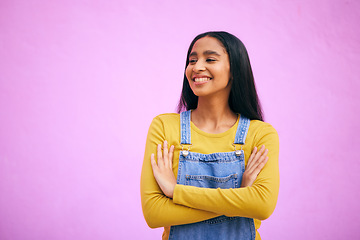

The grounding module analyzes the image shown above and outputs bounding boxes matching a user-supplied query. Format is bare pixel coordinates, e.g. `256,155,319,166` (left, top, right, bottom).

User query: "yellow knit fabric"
141,113,279,240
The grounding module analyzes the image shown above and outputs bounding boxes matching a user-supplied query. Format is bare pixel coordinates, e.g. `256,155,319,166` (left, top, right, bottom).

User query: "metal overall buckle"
180,144,192,157
232,143,244,156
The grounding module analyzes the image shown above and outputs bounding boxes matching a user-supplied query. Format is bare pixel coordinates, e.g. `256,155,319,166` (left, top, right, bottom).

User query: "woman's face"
185,36,231,99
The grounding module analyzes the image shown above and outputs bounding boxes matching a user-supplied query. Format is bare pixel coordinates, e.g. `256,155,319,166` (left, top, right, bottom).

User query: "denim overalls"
168,110,255,240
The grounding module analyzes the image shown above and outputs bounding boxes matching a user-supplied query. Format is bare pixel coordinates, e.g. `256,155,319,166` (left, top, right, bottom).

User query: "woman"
140,31,279,240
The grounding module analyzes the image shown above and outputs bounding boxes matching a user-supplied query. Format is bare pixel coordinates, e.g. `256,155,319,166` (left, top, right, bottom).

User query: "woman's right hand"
240,145,269,187
150,140,177,198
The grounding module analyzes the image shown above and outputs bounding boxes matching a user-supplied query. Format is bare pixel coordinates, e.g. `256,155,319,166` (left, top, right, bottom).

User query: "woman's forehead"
190,36,227,55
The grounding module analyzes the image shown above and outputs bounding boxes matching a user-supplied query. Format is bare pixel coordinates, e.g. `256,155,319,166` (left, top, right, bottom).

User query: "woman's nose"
193,60,206,72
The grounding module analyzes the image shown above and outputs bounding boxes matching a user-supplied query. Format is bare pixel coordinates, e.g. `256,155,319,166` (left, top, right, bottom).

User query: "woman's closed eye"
206,58,217,63
189,58,217,64
189,59,197,64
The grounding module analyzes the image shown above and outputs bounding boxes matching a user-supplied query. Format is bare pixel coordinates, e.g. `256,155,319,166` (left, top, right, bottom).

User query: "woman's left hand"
151,140,177,198
241,145,269,187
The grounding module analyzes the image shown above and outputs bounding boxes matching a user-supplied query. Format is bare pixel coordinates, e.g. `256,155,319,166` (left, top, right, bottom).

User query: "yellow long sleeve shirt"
140,113,279,240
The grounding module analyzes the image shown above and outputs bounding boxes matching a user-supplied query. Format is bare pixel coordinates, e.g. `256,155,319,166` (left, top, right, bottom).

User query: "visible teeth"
194,78,210,82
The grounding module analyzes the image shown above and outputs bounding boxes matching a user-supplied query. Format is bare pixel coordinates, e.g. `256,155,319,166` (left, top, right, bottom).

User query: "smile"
193,77,211,85
194,77,211,82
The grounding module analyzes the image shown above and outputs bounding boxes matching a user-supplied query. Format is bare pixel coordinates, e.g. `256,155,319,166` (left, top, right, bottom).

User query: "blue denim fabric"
169,110,255,240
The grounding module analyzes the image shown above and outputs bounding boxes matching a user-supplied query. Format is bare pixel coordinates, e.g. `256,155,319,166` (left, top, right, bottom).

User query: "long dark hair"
177,31,264,121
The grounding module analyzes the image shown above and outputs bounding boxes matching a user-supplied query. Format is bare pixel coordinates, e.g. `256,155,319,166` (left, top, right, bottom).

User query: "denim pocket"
185,174,238,189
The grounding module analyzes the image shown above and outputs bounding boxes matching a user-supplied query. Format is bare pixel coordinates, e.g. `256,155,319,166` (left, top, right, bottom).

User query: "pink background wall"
1,0,359,239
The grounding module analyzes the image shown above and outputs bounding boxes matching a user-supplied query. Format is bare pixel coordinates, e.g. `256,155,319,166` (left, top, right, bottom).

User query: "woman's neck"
191,96,238,134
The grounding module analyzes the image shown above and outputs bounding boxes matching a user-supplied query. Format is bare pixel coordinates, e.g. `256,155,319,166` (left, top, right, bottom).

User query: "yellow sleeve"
172,124,280,220
140,116,219,228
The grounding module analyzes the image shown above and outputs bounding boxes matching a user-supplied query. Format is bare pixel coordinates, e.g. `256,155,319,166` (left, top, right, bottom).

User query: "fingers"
246,146,257,169
168,145,174,169
150,153,158,172
247,146,264,170
157,143,163,167
254,145,266,160
246,145,268,174
251,156,269,176
163,140,169,168
154,141,174,170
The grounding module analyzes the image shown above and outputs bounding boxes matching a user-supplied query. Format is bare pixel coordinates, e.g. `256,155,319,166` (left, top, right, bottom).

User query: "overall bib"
169,110,255,240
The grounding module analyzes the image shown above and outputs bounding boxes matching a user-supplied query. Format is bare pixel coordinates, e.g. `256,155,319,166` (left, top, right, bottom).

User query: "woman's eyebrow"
189,50,221,57
189,52,197,57
203,50,221,56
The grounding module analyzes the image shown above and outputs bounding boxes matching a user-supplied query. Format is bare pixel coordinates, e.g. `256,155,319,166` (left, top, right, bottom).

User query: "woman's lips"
193,77,211,85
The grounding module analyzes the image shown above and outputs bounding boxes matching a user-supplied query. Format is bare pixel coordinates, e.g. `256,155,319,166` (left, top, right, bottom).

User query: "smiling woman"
186,37,231,99
140,31,279,240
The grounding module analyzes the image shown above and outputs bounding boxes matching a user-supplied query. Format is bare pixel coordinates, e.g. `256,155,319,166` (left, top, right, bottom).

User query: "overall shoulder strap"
234,115,250,145
180,110,191,145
